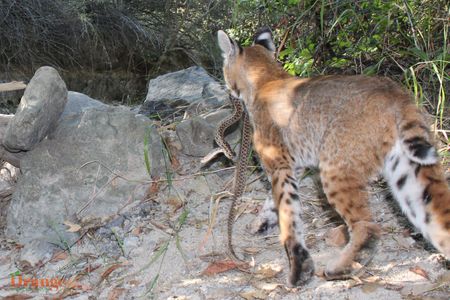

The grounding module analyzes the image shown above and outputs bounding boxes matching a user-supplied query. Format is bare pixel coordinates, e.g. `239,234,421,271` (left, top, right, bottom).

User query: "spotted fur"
217,28,450,287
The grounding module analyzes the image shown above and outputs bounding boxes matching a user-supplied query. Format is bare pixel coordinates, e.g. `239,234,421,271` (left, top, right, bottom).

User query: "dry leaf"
201,259,241,276
65,279,82,290
127,279,141,286
51,251,68,262
131,227,143,236
167,196,183,212
325,225,348,247
144,177,161,201
3,295,33,300
162,136,181,169
383,283,404,291
62,274,84,290
84,263,102,273
80,284,93,291
16,260,33,273
169,152,180,170
64,220,81,233
78,216,107,231
315,267,326,278
149,179,160,195
256,282,281,292
198,252,223,263
108,287,126,300
361,282,379,293
149,220,170,231
240,289,267,300
100,264,124,283
243,247,260,255
409,266,430,280
401,271,450,296
255,264,282,279
56,289,81,299
363,275,381,283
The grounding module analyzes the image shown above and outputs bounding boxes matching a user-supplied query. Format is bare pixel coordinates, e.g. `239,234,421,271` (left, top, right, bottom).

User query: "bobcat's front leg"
255,133,314,287
270,167,314,287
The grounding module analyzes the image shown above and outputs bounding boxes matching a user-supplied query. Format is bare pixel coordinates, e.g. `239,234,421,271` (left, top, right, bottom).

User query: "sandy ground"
0,162,449,299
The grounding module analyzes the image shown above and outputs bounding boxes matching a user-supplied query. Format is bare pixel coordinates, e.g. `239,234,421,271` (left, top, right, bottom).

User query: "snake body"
214,96,245,159
214,95,252,261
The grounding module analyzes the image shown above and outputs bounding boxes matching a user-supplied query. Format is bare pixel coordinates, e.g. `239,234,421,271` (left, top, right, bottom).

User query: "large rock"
139,66,227,117
62,91,107,117
3,67,68,151
6,106,166,260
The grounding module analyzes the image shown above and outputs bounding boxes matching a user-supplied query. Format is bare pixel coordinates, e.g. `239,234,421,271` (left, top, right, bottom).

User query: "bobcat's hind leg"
320,167,381,279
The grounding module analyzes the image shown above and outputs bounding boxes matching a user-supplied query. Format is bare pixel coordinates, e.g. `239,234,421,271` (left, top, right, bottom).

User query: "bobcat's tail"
383,105,450,257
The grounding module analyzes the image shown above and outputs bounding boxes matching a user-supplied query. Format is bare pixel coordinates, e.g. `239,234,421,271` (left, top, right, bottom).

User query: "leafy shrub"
229,0,449,129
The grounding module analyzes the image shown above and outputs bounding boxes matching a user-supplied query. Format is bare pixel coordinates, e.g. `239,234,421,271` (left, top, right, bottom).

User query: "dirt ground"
0,162,449,299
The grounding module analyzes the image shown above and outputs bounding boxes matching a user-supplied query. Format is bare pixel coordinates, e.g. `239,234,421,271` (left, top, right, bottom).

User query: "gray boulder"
176,109,241,157
62,91,107,117
139,66,227,117
3,66,68,151
6,106,166,260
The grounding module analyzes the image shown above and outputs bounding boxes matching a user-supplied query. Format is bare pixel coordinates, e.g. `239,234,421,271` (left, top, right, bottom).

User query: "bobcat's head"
217,28,278,103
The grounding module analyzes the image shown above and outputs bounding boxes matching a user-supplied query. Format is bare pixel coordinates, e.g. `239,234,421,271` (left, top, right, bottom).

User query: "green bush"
229,0,449,130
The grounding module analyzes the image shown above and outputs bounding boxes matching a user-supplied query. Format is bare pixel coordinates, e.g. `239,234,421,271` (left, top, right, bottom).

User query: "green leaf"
146,274,159,296
176,208,189,229
408,47,429,61
320,0,325,35
363,64,378,75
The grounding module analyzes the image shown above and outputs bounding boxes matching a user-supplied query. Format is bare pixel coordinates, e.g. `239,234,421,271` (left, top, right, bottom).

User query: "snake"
214,95,252,261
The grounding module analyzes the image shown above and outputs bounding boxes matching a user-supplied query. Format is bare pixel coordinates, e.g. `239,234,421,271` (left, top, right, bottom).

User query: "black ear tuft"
253,26,275,52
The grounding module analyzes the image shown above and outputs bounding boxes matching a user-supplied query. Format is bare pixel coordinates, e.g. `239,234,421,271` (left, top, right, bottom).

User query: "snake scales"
214,95,252,261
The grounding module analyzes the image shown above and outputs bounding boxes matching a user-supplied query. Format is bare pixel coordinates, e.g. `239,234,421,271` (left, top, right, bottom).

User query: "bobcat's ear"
253,27,275,52
218,30,241,61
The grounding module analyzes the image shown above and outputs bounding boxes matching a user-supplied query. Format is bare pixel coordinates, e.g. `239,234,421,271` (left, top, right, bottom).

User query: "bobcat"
217,27,450,287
